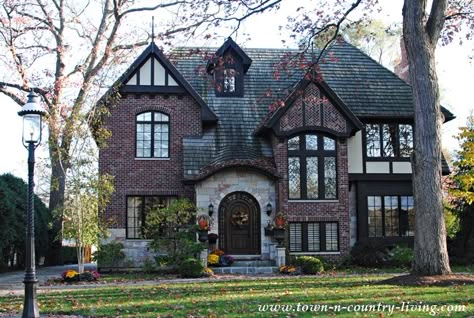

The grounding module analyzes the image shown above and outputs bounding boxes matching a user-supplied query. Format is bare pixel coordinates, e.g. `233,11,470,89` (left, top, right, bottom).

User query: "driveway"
0,263,97,291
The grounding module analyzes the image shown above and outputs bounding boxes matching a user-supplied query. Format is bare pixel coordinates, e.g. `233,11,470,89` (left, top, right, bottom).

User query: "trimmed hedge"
178,258,204,278
294,256,324,274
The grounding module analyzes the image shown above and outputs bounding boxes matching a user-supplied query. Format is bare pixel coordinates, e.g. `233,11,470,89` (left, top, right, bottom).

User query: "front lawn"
1,275,472,317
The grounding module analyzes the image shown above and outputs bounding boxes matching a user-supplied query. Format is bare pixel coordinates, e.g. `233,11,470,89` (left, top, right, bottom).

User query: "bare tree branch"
427,0,448,44
119,1,188,18
0,87,24,106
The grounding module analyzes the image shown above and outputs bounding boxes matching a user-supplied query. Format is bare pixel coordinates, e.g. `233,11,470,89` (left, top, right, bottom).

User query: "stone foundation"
102,229,153,268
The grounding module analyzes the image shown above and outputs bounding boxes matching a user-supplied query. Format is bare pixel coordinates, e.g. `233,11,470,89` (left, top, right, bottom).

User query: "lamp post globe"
18,90,46,318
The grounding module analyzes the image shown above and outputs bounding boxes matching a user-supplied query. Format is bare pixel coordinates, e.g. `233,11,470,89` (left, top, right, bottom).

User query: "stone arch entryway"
218,192,261,255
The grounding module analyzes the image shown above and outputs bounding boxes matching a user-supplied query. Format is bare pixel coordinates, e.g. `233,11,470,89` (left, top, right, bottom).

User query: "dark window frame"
367,195,415,238
126,195,175,239
135,111,170,158
213,53,244,97
289,222,340,252
365,123,414,160
288,133,337,200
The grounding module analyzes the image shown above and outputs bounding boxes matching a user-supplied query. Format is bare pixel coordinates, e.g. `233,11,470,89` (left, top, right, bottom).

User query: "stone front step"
210,266,278,274
232,260,276,267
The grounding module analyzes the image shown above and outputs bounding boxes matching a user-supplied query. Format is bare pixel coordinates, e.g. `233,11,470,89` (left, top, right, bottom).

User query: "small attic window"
224,69,236,93
207,38,251,98
214,64,243,97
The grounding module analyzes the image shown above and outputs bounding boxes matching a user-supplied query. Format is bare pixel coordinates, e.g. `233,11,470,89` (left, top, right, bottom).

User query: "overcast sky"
0,0,472,181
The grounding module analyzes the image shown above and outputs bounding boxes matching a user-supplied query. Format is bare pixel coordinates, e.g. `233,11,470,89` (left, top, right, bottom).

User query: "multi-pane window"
289,222,339,252
223,69,236,93
136,112,169,158
288,134,337,200
366,124,413,158
367,195,414,237
127,196,174,239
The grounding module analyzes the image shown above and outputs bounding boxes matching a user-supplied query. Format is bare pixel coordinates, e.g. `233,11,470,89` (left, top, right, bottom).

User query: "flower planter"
197,230,208,242
208,234,218,244
198,219,208,230
273,228,285,246
275,217,285,228
273,228,285,239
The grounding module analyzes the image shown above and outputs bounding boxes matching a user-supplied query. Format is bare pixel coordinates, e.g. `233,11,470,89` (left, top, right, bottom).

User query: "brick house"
98,38,453,266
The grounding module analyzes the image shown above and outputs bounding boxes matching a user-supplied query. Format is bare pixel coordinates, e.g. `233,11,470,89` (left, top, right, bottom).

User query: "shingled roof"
171,39,453,179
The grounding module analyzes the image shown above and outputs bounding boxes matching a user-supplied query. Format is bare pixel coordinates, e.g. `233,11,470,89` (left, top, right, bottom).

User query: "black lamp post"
18,91,46,318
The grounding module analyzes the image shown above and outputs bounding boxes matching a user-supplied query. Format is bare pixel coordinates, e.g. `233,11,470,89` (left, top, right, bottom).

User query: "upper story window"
288,134,337,200
223,69,236,93
213,55,244,97
136,111,169,158
366,124,413,158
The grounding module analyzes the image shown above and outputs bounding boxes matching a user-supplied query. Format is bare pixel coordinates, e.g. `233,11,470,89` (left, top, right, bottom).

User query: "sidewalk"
0,263,97,292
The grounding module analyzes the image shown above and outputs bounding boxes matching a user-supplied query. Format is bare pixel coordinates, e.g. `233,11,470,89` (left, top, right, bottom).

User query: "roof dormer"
206,38,252,97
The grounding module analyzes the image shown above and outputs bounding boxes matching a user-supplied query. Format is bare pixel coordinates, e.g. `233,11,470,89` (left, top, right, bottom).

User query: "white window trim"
288,200,339,203
135,158,170,161
290,252,341,256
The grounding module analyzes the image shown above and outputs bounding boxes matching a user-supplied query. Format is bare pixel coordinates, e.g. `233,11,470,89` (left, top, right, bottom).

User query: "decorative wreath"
231,209,249,226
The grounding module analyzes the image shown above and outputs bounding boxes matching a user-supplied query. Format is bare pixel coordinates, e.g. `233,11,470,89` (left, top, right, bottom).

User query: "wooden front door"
219,192,261,255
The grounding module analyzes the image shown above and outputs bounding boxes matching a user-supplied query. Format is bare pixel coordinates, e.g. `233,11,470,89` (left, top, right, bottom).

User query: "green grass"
99,272,175,283
83,265,474,283
2,275,472,317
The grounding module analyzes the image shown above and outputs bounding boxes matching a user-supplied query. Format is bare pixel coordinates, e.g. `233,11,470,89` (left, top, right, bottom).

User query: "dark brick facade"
273,83,352,257
99,94,202,228
280,84,347,135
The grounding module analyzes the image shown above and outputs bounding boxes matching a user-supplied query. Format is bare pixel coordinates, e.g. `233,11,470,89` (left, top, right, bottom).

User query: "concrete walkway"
0,263,97,291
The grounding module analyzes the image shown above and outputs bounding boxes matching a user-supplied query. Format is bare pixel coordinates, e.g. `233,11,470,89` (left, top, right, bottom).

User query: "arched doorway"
218,192,261,255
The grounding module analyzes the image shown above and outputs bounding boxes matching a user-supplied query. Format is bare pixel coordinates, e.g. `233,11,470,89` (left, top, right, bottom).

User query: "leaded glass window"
136,111,169,158
366,123,413,158
287,134,337,200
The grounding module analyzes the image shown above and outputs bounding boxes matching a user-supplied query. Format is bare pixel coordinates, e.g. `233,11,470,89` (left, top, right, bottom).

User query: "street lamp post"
18,91,46,318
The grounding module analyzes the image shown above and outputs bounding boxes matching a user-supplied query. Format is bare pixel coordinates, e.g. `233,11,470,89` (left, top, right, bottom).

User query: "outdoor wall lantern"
208,203,214,217
266,202,273,216
18,90,46,318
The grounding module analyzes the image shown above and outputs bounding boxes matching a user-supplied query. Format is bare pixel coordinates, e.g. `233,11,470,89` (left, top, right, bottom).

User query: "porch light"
266,202,272,216
208,203,214,217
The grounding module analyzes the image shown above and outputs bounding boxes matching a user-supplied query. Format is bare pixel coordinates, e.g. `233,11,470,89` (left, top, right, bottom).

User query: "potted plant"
196,214,212,242
274,213,286,229
272,213,287,246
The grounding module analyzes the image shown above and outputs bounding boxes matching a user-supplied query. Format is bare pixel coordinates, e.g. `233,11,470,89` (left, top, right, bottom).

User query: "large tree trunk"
45,153,67,265
403,0,451,275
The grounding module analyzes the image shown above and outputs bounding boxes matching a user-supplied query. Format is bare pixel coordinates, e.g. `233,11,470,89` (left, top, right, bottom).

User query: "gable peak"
206,37,252,74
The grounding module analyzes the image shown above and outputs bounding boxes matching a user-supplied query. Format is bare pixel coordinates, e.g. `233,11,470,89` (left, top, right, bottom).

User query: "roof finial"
151,16,155,46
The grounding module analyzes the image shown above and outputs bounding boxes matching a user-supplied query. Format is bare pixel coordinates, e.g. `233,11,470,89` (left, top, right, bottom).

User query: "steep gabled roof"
256,75,363,136
319,39,454,122
206,37,253,74
169,39,455,179
101,42,217,123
